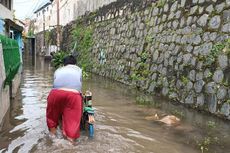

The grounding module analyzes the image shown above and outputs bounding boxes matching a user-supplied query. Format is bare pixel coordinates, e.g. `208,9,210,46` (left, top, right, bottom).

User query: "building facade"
0,0,22,128
0,0,13,20
34,0,117,34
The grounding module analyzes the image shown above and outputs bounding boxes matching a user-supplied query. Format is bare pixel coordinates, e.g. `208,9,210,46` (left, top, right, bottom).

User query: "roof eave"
34,2,51,14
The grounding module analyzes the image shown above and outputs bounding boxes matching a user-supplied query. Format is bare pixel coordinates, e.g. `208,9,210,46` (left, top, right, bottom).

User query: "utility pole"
56,0,60,51
43,9,46,52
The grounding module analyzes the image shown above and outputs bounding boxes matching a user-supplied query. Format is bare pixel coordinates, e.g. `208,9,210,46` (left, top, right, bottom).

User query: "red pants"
46,89,82,139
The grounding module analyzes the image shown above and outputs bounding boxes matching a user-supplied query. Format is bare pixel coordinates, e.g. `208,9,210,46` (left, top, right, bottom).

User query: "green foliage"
130,51,150,82
145,35,153,43
136,96,151,105
157,0,166,8
140,52,149,62
28,30,34,37
224,38,230,57
226,99,230,104
198,137,211,153
72,25,94,72
207,71,213,78
51,51,69,69
181,76,189,85
206,121,216,129
45,31,51,45
203,39,230,67
131,73,143,81
223,79,229,86
204,43,225,66
1,35,21,86
197,135,220,153
27,21,35,37
195,120,219,153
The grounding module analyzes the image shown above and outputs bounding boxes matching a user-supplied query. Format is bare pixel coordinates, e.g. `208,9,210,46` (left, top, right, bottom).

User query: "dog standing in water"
145,114,180,126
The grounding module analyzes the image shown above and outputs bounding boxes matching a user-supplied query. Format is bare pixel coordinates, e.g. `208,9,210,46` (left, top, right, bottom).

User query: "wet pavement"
0,56,230,153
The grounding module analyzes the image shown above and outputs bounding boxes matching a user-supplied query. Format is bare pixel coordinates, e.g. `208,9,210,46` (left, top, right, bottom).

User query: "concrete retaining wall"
0,41,10,127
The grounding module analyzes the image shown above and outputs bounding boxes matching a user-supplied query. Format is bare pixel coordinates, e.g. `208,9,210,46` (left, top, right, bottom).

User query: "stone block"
186,81,194,91
189,70,196,82
194,80,205,93
197,94,205,106
221,103,230,116
197,14,209,27
207,94,217,113
185,92,194,104
222,23,230,33
190,6,198,14
170,1,178,12
209,16,221,29
223,10,230,23
227,0,230,6
217,86,227,100
181,0,186,7
215,3,225,13
206,5,214,13
162,87,169,96
205,82,217,94
212,70,224,83
218,55,228,70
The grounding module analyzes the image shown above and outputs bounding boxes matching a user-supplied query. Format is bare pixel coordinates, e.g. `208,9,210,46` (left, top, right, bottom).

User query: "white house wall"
0,4,13,20
34,0,117,34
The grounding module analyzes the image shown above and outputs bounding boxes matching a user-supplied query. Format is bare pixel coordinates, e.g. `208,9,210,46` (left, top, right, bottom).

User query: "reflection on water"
0,56,230,153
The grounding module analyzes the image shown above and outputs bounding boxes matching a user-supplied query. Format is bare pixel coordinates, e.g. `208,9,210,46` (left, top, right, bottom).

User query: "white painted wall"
0,41,10,127
73,0,117,19
34,0,117,33
0,4,13,20
34,5,53,34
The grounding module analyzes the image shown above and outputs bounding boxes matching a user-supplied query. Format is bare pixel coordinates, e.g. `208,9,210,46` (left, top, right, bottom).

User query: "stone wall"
62,0,230,119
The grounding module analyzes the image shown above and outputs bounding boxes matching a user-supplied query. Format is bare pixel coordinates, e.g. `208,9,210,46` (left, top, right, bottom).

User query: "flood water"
0,56,230,153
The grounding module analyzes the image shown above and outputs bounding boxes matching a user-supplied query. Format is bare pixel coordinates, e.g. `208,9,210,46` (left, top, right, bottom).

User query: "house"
0,0,23,128
33,0,117,55
34,0,117,34
34,1,52,34
0,0,13,35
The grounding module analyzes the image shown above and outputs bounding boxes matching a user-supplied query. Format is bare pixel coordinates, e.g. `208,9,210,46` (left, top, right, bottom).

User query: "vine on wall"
72,25,94,72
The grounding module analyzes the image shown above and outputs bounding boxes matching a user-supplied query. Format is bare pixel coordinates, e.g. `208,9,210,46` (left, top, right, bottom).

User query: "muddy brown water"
0,57,230,153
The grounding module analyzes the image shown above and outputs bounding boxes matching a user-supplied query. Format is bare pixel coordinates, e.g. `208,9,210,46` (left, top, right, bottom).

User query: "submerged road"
0,57,230,153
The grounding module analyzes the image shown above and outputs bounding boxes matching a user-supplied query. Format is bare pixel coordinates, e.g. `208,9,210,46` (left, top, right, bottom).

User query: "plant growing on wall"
204,39,230,67
45,31,52,46
156,0,166,8
131,51,150,87
27,20,35,37
72,25,94,72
